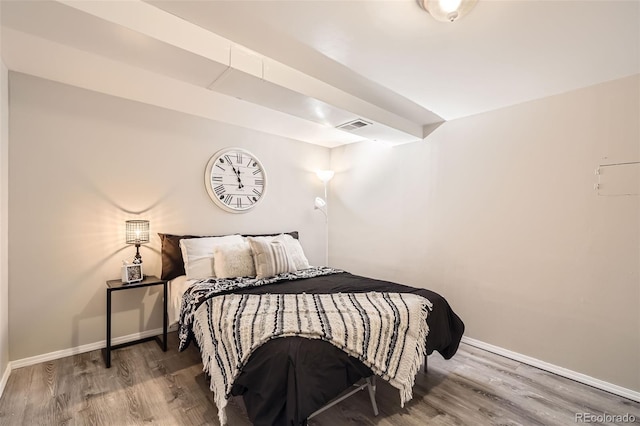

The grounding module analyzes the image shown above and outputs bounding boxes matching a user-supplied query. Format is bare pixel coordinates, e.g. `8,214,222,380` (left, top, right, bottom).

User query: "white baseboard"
0,362,10,399
461,336,640,403
10,325,178,370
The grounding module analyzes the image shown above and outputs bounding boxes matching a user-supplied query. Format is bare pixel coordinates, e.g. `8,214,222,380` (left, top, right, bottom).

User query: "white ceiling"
2,0,639,147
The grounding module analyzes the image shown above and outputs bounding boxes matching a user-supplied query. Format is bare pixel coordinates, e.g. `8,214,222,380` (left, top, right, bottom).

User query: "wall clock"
204,148,267,213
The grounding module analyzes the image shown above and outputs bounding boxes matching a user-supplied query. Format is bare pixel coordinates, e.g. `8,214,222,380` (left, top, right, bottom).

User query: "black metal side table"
103,275,168,368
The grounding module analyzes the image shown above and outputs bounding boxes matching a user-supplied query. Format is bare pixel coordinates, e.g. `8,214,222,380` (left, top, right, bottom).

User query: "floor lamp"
314,170,334,266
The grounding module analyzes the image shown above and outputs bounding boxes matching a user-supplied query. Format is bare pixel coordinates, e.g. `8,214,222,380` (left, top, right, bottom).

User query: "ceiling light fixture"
418,0,478,23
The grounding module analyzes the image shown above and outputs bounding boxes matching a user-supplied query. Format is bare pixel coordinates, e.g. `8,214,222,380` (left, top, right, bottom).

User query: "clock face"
204,148,266,213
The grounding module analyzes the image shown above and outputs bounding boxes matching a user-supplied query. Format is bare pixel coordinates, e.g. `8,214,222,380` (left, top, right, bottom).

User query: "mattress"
168,275,195,326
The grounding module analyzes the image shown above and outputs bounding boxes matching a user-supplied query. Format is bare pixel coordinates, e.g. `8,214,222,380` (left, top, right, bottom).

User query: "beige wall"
0,62,8,379
8,73,330,361
330,75,640,392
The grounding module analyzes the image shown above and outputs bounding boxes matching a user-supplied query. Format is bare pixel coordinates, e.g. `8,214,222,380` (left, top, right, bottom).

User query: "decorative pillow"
247,237,297,279
158,233,199,280
213,242,256,278
159,231,300,281
274,234,310,270
179,235,245,280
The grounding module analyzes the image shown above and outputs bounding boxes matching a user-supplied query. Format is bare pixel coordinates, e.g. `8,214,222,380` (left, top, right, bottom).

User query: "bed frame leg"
366,376,379,416
308,376,379,420
423,354,428,374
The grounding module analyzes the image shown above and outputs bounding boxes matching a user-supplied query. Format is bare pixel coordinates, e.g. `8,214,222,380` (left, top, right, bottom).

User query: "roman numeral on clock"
252,169,262,175
223,194,233,205
254,179,264,186
212,176,223,183
214,184,225,196
252,188,262,196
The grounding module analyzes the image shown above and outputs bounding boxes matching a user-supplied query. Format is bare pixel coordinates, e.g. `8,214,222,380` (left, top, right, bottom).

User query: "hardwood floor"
0,333,638,425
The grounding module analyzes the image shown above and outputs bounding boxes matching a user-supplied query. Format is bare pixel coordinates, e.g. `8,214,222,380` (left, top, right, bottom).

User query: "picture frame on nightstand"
121,263,143,283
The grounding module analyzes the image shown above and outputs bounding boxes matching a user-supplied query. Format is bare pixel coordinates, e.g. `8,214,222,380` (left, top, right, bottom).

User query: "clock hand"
230,165,244,189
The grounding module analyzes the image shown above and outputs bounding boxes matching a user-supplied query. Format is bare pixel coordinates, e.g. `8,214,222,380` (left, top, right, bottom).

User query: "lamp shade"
419,0,477,22
316,170,335,183
125,220,150,244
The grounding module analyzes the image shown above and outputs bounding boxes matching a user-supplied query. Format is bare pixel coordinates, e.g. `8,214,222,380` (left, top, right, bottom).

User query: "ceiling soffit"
1,0,445,147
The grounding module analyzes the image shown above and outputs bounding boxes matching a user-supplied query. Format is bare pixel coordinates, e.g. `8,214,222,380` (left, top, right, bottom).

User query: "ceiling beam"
2,28,362,148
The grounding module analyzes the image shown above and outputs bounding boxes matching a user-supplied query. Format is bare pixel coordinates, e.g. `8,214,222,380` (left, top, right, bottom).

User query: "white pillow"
274,234,310,270
179,235,244,279
213,242,256,278
247,237,297,279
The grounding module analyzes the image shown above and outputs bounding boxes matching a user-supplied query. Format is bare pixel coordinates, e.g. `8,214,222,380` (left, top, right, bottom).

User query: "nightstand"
103,275,168,368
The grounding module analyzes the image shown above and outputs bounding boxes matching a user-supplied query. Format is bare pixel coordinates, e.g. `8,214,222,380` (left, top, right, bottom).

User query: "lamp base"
133,244,142,264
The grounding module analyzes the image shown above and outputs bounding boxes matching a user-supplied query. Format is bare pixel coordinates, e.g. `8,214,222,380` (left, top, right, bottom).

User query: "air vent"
336,119,372,132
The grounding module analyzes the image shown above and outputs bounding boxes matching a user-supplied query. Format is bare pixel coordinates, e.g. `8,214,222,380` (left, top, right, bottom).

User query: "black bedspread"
219,272,465,425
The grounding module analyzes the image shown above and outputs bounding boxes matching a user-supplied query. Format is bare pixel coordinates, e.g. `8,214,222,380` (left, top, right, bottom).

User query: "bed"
161,232,464,426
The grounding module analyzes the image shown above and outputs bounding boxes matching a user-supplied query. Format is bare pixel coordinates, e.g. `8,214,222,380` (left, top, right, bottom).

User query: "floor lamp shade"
316,170,335,183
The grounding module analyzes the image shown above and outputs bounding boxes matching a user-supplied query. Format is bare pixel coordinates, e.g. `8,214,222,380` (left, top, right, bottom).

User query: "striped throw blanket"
191,292,432,425
179,266,344,351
